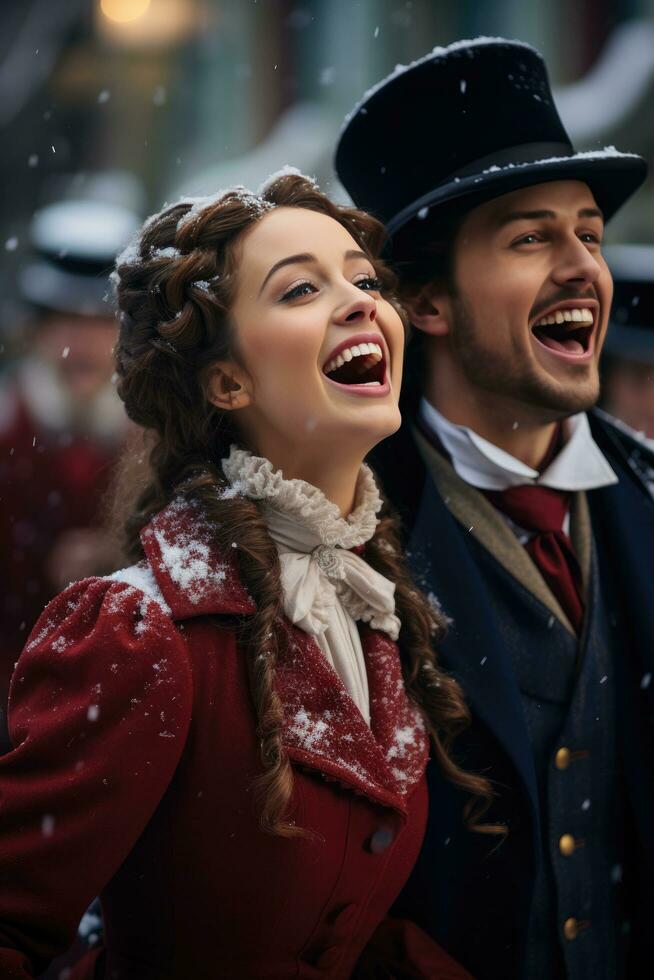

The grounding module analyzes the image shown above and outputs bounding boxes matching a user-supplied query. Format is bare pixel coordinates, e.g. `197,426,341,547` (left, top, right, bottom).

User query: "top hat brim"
19,260,114,318
387,149,647,254
336,38,649,254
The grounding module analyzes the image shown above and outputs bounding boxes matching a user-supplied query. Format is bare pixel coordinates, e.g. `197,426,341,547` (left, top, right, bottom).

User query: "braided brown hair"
112,173,502,837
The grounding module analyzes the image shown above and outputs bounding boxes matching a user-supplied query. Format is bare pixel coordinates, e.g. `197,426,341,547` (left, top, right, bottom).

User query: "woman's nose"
333,292,377,326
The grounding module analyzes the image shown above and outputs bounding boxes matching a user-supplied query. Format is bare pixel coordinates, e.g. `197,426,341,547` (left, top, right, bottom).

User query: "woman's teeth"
534,307,594,327
324,342,383,375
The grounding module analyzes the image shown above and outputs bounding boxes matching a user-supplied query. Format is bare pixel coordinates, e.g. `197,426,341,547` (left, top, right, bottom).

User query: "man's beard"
448,294,600,419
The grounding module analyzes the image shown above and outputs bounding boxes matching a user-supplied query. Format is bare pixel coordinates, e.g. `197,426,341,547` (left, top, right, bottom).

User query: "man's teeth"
534,307,594,327
324,342,383,375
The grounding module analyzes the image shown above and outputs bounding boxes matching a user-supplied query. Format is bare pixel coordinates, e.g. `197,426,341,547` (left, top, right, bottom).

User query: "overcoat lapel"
413,427,575,635
569,490,592,601
408,473,540,823
586,418,654,871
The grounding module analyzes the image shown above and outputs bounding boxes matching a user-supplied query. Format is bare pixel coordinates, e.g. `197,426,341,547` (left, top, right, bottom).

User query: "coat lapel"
569,490,592,601
141,498,256,618
276,619,429,816
408,471,540,821
414,427,575,635
586,413,654,936
585,420,654,853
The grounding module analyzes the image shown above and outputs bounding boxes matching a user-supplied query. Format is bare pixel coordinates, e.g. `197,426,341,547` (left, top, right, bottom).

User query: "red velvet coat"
0,499,471,980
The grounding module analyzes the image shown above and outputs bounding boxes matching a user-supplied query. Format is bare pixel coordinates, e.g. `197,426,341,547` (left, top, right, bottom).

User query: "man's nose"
551,237,603,288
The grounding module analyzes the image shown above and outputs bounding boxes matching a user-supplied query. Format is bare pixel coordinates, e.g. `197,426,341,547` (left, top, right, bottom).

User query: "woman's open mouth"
531,306,596,360
322,333,390,396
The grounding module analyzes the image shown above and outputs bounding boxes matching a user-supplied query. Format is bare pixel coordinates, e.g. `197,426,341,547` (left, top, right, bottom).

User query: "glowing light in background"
100,0,152,23
96,0,195,48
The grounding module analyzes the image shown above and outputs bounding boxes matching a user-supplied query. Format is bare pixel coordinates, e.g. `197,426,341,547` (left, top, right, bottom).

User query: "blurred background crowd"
1,0,654,751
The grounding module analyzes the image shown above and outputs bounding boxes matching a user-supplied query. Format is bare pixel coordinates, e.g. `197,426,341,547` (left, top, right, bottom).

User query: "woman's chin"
331,403,402,448
274,403,401,457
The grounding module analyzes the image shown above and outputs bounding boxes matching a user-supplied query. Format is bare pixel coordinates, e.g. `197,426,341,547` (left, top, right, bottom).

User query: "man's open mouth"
322,339,387,387
531,306,595,356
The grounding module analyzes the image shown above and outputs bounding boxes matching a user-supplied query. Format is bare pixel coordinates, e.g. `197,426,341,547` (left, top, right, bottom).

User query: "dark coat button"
316,945,341,969
331,902,359,935
368,827,395,853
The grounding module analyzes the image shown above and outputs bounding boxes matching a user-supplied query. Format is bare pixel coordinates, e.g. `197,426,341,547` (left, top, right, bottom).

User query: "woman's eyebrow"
259,253,316,295
258,249,371,295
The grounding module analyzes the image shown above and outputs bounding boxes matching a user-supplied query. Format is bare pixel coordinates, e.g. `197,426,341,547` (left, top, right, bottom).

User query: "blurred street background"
2,0,654,740
3,0,654,336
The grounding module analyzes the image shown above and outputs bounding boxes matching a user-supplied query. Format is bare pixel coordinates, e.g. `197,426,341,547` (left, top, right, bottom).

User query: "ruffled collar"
221,446,399,723
221,446,382,549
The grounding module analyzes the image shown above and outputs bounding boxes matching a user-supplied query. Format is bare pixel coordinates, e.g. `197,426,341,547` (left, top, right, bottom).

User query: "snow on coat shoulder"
17,494,253,692
109,560,172,627
23,568,175,661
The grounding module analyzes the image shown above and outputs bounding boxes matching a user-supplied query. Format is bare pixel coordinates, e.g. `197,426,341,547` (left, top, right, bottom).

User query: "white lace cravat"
221,448,401,725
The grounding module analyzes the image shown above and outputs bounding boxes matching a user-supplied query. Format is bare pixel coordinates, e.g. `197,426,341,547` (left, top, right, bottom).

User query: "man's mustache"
529,289,599,323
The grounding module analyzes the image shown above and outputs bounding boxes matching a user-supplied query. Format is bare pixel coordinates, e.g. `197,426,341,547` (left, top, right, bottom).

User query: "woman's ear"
205,361,253,411
406,283,452,337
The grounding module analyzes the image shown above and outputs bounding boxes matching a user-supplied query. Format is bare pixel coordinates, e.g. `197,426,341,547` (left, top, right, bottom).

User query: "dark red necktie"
485,485,584,633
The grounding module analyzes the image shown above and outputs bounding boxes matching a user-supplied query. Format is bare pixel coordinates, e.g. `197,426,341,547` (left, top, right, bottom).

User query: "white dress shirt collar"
419,398,618,492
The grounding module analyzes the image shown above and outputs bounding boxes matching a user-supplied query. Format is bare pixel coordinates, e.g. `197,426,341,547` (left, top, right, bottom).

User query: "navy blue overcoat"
371,409,654,980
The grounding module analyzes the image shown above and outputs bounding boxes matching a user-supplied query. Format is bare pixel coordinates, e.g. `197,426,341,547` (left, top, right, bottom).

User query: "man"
336,38,654,980
0,195,139,752
601,244,654,443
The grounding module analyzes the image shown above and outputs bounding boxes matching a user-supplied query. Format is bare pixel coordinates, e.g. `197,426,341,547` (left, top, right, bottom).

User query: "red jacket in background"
0,380,120,746
0,498,471,979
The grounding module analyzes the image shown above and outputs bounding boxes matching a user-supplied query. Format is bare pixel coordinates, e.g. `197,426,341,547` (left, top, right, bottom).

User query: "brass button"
563,917,579,941
559,834,576,857
555,747,571,770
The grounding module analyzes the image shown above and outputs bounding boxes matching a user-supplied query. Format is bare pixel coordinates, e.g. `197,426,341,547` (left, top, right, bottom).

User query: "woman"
0,174,492,979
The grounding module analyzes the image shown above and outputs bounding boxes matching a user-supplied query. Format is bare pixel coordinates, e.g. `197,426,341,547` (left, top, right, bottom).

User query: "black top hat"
604,245,654,363
335,38,647,252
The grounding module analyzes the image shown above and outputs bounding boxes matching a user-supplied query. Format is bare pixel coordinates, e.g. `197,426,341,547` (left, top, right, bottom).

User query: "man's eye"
579,232,601,244
280,281,317,301
514,233,542,246
355,275,383,291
